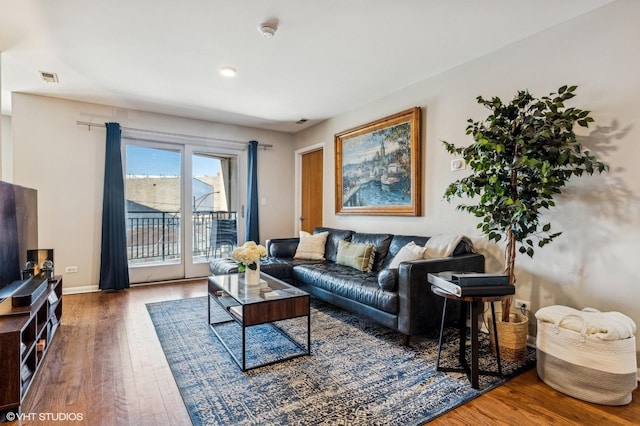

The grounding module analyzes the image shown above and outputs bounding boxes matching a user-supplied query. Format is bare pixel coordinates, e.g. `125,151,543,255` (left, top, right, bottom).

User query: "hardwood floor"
11,279,639,425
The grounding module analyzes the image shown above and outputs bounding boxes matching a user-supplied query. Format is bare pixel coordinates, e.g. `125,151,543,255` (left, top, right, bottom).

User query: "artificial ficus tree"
443,85,608,322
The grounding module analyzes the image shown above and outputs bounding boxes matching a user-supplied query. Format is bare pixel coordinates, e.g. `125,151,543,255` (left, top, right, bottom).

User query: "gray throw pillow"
378,268,398,291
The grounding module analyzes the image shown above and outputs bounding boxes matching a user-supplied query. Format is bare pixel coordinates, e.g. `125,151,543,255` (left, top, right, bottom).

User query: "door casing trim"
294,142,324,235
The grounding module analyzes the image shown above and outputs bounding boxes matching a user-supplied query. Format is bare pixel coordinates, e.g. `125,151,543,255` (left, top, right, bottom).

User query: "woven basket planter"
488,312,528,361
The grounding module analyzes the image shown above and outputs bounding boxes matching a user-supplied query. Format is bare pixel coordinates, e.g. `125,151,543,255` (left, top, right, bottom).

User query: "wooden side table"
431,285,509,389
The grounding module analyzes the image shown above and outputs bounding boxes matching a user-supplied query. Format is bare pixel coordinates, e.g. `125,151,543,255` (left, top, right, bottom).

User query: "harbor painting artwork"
335,107,422,216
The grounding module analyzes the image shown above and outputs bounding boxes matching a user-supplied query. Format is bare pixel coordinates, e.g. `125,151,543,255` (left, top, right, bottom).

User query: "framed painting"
335,107,422,216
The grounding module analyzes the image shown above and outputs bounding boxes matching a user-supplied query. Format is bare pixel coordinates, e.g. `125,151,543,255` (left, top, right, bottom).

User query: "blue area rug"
147,297,535,425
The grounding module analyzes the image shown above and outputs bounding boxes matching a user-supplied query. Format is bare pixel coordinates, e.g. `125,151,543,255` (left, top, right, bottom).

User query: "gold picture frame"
335,107,422,216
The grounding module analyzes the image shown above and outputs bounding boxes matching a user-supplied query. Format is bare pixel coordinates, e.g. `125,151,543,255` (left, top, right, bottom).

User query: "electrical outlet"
514,299,530,311
65,266,78,273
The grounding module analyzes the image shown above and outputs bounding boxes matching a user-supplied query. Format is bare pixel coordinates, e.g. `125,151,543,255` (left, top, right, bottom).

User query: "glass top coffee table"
207,272,311,371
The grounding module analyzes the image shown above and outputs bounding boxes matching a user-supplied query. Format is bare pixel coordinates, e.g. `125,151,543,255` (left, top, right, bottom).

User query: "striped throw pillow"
336,239,374,272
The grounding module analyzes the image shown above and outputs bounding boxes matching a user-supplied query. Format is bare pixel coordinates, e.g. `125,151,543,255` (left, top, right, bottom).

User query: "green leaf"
442,85,607,265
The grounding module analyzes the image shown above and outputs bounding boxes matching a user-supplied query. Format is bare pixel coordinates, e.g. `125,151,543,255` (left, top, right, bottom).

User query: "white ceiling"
0,0,613,133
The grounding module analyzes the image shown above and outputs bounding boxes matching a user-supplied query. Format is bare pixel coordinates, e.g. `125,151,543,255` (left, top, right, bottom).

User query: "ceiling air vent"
296,118,308,125
39,71,59,83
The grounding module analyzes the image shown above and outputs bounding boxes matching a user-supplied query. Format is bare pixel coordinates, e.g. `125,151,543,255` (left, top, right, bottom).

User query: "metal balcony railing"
126,210,237,264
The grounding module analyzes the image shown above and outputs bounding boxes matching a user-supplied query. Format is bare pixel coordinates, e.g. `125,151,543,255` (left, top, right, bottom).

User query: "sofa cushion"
388,241,427,269
292,263,398,314
313,227,354,262
377,268,398,291
209,257,239,275
381,234,473,269
209,256,322,282
267,238,299,258
350,233,393,272
336,240,374,272
383,235,428,269
294,231,328,260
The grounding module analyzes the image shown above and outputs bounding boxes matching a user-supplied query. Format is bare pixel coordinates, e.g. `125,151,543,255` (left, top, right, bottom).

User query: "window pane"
192,153,236,261
125,145,182,265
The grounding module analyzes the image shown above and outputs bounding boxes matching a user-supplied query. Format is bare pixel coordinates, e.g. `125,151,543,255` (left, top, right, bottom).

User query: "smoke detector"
259,22,278,37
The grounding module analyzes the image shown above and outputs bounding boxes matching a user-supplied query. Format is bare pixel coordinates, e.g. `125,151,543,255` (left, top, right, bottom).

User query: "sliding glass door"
124,140,239,283
186,149,238,278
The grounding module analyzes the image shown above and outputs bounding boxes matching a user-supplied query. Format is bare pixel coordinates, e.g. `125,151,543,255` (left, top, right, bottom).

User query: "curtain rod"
75,121,273,149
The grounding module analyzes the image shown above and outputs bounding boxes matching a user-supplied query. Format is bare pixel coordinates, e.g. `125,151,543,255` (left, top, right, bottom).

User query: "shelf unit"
0,276,62,420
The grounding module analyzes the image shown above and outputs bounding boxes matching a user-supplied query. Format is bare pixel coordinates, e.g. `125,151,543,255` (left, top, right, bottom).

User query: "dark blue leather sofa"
209,227,485,344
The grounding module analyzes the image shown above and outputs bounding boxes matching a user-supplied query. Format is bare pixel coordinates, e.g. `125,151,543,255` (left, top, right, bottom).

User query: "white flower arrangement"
231,241,267,272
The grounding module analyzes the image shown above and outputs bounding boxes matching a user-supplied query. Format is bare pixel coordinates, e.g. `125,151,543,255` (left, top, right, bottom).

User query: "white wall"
295,1,640,363
11,94,295,290
0,114,11,180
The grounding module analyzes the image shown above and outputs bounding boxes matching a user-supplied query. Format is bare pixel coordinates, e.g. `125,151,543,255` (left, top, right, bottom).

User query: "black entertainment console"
0,276,63,421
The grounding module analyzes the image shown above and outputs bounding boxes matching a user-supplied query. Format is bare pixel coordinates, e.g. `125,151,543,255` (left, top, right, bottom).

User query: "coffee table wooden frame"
208,273,311,371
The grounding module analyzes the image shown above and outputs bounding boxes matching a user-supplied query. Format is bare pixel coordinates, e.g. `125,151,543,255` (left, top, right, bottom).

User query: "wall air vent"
39,71,59,83
296,118,308,124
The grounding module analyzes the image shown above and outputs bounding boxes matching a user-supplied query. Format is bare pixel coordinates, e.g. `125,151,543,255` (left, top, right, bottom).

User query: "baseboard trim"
62,277,206,295
63,285,99,295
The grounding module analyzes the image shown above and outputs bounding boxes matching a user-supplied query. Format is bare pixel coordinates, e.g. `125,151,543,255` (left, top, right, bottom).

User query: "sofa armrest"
266,237,300,258
396,253,485,335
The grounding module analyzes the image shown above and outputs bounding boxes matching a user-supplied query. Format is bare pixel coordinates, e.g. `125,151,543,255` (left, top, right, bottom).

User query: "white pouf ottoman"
535,305,637,405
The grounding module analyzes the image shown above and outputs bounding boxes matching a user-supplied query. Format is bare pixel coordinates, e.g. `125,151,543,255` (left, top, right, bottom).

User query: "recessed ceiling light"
219,66,237,77
39,71,59,83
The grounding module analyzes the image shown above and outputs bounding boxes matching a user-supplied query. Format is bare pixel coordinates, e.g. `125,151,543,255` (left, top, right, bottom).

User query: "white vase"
244,261,260,286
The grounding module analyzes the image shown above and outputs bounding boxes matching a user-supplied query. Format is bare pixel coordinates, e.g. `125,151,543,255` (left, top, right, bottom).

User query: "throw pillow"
294,231,328,260
377,268,398,291
388,241,427,269
336,239,374,272
423,235,465,258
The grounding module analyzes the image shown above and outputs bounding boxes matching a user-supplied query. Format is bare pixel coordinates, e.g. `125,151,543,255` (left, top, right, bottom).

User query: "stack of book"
427,271,515,297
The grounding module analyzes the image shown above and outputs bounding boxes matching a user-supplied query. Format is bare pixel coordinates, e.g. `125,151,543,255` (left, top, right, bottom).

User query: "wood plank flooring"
11,279,639,425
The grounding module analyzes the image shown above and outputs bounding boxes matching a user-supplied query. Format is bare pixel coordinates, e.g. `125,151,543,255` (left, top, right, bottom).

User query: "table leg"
307,311,311,355
435,298,448,370
490,302,503,376
241,320,246,371
470,301,482,389
458,301,468,366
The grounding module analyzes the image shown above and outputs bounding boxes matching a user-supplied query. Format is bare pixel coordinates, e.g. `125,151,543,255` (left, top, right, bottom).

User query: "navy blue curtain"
99,122,130,290
245,140,260,242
